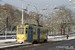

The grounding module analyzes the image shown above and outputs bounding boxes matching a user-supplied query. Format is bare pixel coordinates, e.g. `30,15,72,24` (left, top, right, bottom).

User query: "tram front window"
18,28,24,34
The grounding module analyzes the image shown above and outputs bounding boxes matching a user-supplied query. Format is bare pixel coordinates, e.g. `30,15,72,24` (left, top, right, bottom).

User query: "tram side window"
31,28,33,33
43,30,47,35
36,29,37,34
26,28,28,34
33,29,36,34
40,29,43,35
29,28,33,34
43,30,45,35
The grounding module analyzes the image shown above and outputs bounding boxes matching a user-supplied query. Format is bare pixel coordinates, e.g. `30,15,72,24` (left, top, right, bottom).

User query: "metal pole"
5,27,7,40
5,10,7,40
3,7,8,40
26,6,28,23
22,4,23,24
42,14,44,27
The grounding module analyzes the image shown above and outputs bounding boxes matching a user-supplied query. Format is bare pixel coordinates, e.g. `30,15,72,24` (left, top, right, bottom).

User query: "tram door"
26,27,33,43
37,27,40,42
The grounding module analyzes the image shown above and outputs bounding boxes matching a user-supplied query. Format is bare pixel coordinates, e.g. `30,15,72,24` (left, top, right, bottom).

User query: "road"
11,39,75,50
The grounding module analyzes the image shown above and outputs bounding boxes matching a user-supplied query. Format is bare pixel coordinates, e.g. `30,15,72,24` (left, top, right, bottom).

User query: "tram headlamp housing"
22,37,24,39
17,38,19,39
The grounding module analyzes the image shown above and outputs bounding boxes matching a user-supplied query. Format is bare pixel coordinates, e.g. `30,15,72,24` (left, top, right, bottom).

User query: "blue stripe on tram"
26,25,33,42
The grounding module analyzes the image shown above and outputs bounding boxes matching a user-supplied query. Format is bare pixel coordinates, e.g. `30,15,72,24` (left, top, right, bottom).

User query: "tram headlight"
22,37,24,39
17,38,19,39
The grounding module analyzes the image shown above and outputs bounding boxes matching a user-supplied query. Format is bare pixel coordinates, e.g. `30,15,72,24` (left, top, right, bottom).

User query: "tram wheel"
33,41,38,44
44,39,47,42
21,42,23,44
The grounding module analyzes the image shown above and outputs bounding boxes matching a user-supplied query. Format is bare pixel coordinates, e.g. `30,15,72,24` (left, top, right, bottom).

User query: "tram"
16,24,48,44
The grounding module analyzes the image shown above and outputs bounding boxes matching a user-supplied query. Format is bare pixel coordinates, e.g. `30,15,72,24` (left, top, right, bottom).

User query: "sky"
0,0,75,13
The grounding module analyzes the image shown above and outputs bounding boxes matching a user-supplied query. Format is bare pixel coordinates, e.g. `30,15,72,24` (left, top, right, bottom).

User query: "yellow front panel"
17,34,24,40
17,25,26,41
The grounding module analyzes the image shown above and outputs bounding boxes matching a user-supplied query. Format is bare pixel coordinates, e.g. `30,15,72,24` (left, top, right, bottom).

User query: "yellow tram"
16,24,48,44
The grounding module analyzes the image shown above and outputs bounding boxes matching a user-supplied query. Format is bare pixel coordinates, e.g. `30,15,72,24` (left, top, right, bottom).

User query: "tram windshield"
18,28,24,34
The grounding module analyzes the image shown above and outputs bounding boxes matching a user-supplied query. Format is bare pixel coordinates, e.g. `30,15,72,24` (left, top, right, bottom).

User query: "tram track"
6,41,57,50
7,40,75,50
0,40,74,50
0,41,52,50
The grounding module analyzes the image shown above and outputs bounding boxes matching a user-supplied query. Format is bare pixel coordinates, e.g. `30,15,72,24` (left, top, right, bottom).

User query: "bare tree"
44,5,73,35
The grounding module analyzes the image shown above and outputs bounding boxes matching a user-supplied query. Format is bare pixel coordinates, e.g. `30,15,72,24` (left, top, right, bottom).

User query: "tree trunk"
11,25,12,35
61,29,62,35
63,28,65,35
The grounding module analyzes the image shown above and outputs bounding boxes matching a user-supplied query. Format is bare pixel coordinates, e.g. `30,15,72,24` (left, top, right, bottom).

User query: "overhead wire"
21,0,34,4
0,0,23,10
0,0,34,10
